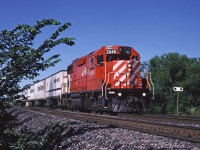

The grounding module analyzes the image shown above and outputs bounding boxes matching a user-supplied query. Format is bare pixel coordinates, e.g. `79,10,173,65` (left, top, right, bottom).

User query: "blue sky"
1,0,200,85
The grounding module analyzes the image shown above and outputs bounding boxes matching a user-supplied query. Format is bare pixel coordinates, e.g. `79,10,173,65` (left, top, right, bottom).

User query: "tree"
0,19,75,101
149,53,200,114
183,58,200,114
0,19,75,149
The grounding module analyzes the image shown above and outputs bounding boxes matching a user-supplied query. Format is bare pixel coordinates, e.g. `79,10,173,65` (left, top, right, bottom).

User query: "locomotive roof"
67,45,140,71
72,45,140,61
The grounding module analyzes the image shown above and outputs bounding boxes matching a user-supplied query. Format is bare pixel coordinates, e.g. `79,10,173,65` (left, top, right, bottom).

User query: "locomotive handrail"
101,62,107,98
106,71,118,99
148,72,154,99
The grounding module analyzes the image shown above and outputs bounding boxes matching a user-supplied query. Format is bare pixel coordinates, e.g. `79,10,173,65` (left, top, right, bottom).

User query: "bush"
0,100,18,149
0,101,75,149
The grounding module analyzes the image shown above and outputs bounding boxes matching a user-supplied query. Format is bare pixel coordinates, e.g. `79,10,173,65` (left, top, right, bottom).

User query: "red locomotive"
62,45,153,113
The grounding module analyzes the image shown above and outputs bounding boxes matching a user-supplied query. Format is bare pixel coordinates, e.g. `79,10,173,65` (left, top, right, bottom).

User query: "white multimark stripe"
115,74,127,86
122,73,130,87
132,61,139,69
134,79,138,85
128,64,140,82
123,66,140,87
113,61,123,71
135,66,140,73
114,64,126,79
129,74,136,82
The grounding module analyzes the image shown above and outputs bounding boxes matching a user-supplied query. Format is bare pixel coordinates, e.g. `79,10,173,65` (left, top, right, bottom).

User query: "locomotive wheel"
65,99,73,111
126,96,143,113
110,111,118,116
92,96,104,114
95,106,104,114
99,109,104,115
140,98,149,112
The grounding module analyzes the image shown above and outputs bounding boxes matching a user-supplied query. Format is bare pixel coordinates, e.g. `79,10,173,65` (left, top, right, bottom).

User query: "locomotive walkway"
21,107,200,143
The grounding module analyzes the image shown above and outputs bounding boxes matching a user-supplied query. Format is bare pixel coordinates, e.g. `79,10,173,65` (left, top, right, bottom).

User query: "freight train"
19,46,154,113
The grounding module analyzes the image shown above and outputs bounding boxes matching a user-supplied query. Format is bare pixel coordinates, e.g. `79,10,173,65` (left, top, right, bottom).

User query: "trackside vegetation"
148,53,200,115
0,19,75,149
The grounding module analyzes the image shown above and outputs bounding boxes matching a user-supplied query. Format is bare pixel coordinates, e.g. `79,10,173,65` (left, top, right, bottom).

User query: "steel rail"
118,113,200,126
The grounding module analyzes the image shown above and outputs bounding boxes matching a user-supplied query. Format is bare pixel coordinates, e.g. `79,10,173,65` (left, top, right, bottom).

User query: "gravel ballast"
9,108,200,150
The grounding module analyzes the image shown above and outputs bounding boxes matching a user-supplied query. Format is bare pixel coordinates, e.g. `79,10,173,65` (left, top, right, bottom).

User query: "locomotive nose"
111,61,133,88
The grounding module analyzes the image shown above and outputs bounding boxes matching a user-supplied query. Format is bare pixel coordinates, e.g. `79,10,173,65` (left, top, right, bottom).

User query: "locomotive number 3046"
106,49,117,54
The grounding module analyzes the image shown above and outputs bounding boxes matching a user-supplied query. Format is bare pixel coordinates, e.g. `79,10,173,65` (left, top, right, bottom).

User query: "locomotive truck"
20,46,154,113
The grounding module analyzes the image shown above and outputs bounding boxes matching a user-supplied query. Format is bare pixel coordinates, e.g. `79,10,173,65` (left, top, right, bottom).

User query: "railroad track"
118,113,200,127
21,107,200,143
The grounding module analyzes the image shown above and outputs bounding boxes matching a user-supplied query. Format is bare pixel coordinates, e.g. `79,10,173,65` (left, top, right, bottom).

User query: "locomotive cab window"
67,65,73,74
119,54,130,60
97,55,104,66
90,57,94,68
132,55,139,61
106,55,118,62
106,54,130,62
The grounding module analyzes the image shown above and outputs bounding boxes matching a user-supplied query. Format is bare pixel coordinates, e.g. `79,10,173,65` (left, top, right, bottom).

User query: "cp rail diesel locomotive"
20,46,154,113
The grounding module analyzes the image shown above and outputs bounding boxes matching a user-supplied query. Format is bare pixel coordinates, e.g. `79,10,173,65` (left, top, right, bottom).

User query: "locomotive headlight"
118,93,122,97
127,64,131,68
128,68,132,72
142,92,146,97
109,91,115,94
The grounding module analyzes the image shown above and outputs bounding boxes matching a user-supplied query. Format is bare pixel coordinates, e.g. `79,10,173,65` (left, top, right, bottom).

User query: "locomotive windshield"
106,47,131,62
106,54,130,62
